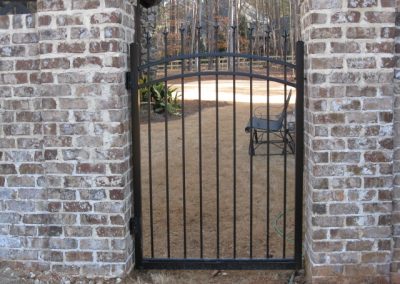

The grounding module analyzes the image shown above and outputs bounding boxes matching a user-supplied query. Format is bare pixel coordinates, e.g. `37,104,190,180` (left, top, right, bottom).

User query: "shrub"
140,77,181,115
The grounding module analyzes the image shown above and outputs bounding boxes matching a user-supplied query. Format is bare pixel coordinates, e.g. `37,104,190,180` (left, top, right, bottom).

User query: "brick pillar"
300,0,396,282
392,1,400,282
0,0,136,279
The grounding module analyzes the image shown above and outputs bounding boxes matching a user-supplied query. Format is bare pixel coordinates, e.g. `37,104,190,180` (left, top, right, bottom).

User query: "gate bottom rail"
137,258,298,270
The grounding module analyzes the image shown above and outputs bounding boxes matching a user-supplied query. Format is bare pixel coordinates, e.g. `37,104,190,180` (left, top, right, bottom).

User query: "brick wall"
0,0,135,278
1,0,398,281
393,0,400,282
300,0,397,282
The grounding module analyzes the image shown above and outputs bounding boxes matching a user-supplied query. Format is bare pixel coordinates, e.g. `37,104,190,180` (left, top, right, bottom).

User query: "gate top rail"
138,70,296,89
138,52,296,72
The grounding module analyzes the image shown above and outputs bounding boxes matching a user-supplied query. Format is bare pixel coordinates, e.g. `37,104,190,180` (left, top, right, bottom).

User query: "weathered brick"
58,73,87,84
330,253,359,264
80,189,106,201
104,27,125,39
40,251,63,262
364,11,395,23
73,56,103,68
97,252,126,263
65,252,93,262
76,136,103,147
76,163,106,174
312,241,343,252
45,163,74,175
346,27,376,39
12,33,38,44
64,202,92,212
347,57,376,69
361,252,391,263
39,29,67,41
329,204,360,215
311,27,342,39
30,72,54,84
57,42,86,53
94,202,124,214
0,46,25,57
331,11,360,24
81,214,108,225
0,60,12,71
346,240,374,251
15,59,40,71
56,15,84,26
364,151,391,163
312,216,345,227
110,215,124,225
65,226,92,237
91,12,122,24
96,227,125,237
80,239,109,250
0,73,28,85
0,164,17,175
0,15,10,30
72,0,101,9
70,27,100,39
89,41,120,53
40,58,70,69
38,15,52,26
7,176,35,187
38,226,63,237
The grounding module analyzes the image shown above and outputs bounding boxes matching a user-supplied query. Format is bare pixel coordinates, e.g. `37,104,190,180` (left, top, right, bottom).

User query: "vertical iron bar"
295,41,304,269
163,29,171,259
249,27,254,259
265,29,271,259
214,23,220,259
180,25,187,259
145,32,154,259
282,31,288,259
232,25,237,259
197,25,204,259
131,42,143,266
132,4,142,267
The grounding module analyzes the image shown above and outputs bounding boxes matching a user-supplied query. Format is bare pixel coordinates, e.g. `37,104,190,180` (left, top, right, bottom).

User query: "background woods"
142,0,299,62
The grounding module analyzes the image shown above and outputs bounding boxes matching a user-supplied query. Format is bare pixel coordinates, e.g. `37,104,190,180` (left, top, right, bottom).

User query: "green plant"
140,77,181,115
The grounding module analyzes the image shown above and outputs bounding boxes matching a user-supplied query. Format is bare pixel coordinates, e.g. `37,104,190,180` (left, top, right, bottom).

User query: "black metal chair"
245,90,295,156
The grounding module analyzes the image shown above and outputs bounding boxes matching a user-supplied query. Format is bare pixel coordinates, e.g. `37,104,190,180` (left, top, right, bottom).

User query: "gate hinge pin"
129,217,136,235
126,72,131,90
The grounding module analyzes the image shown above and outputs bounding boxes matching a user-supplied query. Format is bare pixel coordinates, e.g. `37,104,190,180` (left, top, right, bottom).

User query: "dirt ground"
140,79,297,260
0,266,305,284
128,269,305,284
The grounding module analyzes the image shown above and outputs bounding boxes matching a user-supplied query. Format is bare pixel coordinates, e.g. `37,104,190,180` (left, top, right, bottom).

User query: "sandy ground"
140,80,297,260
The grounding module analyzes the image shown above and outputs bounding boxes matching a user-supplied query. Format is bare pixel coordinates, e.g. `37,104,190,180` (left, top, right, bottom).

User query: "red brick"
76,163,106,174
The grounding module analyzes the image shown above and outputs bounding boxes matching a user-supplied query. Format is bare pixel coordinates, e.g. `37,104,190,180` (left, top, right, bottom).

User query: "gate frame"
129,10,304,270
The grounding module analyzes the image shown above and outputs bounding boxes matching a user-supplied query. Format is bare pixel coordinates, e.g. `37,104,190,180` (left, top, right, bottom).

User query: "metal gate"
129,25,304,270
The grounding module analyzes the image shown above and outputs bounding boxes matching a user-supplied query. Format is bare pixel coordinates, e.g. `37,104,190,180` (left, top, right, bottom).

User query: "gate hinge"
129,217,138,235
126,72,131,90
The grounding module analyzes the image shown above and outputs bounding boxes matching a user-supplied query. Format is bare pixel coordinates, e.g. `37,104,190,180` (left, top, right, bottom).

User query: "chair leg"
254,130,259,144
287,131,295,154
279,129,286,155
249,130,255,156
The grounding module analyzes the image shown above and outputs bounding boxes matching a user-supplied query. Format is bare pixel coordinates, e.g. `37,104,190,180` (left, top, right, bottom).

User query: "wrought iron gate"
129,26,304,270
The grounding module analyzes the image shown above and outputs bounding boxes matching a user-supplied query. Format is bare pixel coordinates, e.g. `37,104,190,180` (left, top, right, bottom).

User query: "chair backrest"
276,89,293,125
